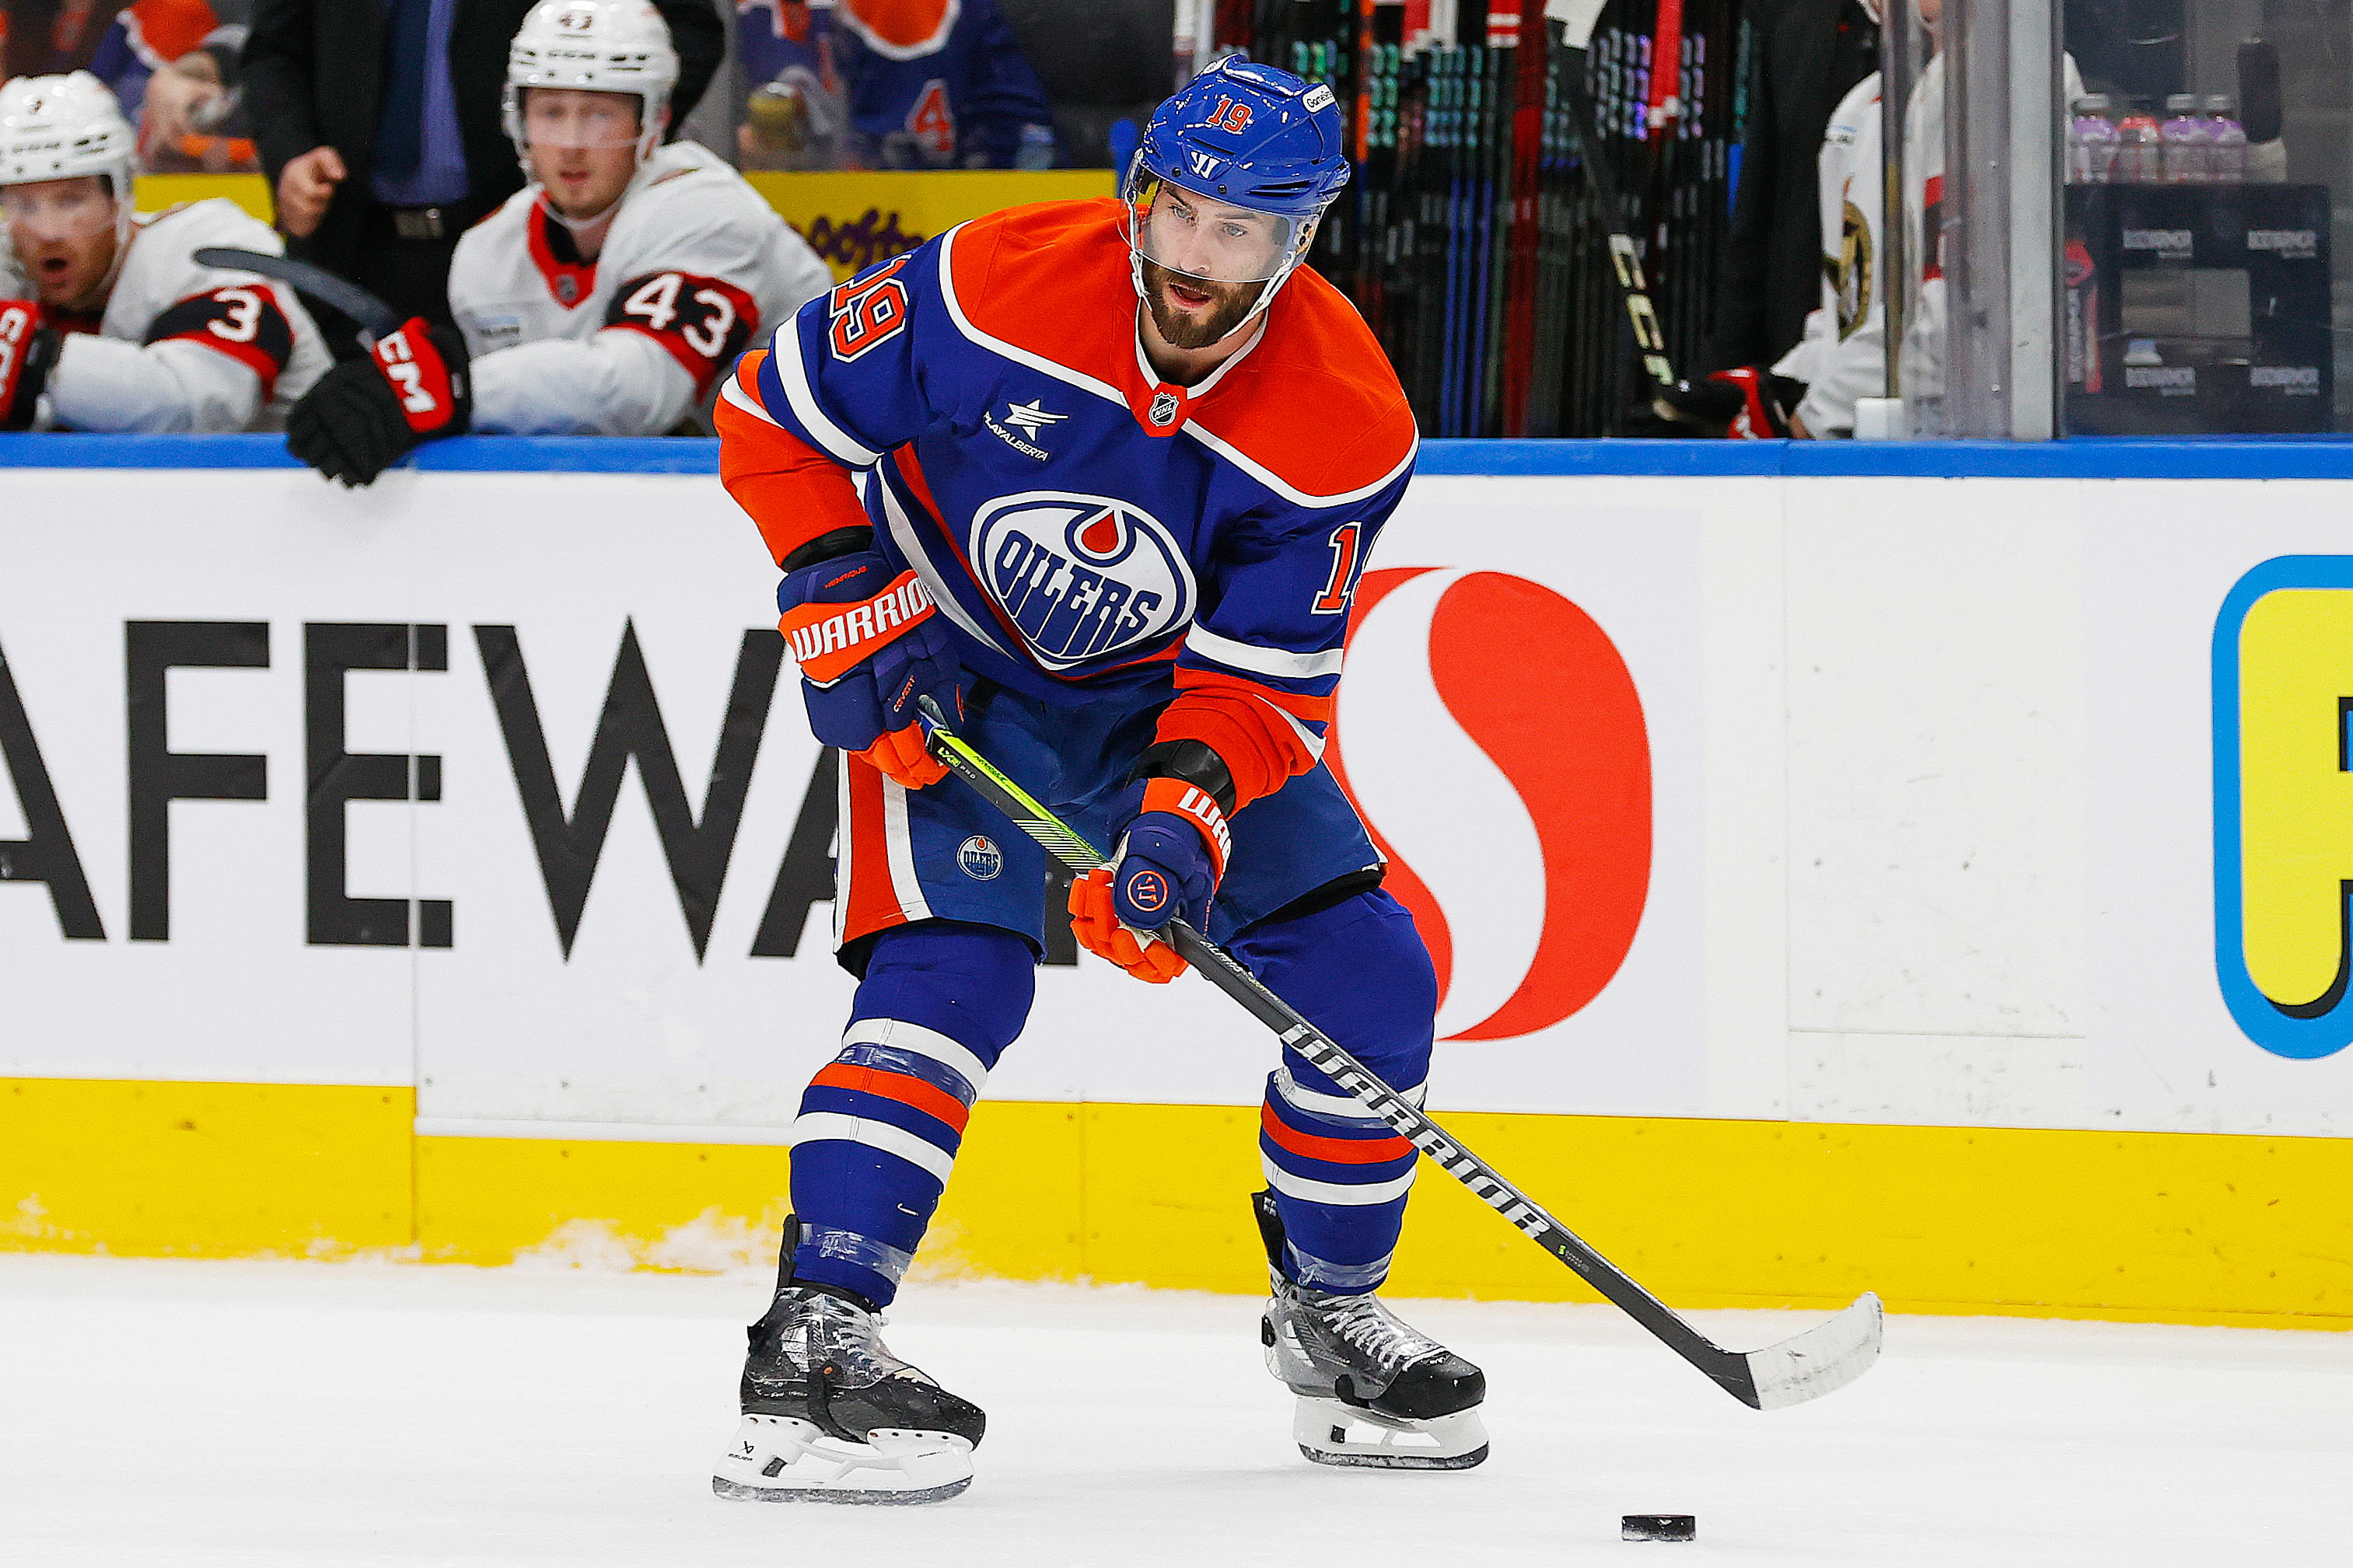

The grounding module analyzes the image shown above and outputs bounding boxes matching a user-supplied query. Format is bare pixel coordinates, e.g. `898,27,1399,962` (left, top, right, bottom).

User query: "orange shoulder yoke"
1187,267,1416,504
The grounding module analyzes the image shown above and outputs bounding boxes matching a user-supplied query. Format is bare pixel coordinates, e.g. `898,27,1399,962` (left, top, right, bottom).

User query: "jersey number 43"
608,271,758,389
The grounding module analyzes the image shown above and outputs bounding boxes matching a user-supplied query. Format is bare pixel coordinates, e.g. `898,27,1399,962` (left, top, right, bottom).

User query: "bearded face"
1140,257,1263,350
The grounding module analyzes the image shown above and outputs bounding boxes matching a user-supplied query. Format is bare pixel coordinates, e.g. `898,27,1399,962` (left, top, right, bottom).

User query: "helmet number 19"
1209,96,1254,134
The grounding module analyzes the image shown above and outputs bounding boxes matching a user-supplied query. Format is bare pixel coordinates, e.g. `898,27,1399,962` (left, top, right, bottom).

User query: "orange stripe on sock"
810,1063,971,1134
1260,1102,1414,1165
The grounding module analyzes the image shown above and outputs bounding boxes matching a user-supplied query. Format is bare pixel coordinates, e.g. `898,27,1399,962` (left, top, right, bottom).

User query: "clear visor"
518,86,645,149
1,177,118,246
1124,169,1307,286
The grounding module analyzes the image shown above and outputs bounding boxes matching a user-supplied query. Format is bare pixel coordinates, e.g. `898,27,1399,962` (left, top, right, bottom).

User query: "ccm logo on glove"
778,569,936,686
374,323,462,431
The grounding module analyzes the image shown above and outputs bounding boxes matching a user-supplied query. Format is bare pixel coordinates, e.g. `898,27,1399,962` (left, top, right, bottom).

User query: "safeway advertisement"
0,469,1702,1125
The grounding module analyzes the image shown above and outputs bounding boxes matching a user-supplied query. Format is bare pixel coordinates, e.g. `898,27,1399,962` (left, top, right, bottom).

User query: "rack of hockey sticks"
1215,0,1746,437
914,695,1885,1411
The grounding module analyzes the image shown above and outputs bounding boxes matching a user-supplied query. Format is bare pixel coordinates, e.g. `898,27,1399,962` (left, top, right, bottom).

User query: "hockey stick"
914,696,1883,1411
1547,3,1676,399
192,246,403,337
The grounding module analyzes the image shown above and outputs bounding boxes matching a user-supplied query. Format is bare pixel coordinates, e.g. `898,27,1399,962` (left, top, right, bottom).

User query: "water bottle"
2116,100,2162,182
2204,93,2247,183
1014,122,1056,171
2070,95,2120,183
2160,93,2209,182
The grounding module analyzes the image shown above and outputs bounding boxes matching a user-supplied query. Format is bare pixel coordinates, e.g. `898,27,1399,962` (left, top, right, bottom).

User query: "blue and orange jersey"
736,0,1054,169
716,197,1418,809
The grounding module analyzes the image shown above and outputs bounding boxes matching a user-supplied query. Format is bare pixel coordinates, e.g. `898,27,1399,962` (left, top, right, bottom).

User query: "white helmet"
0,72,138,288
503,0,679,169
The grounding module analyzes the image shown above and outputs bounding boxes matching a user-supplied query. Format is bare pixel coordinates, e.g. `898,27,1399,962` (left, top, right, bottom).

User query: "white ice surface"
2,1255,2348,1566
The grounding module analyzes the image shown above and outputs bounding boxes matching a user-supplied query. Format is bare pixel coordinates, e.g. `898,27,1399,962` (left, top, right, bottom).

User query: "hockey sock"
788,920,1035,1306
1229,889,1438,1295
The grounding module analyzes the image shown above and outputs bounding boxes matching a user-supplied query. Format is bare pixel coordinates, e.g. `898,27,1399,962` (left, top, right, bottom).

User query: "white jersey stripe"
1274,1064,1426,1122
720,370,781,427
1274,703,1328,762
935,225,1130,407
832,749,851,948
1186,624,1344,680
879,772,932,924
841,1018,992,1098
936,220,1416,509
873,468,1016,658
1185,421,1419,510
769,321,882,466
792,1112,956,1182
1260,1156,1418,1207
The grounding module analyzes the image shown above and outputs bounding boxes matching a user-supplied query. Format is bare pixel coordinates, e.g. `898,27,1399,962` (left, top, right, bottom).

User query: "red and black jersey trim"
601,271,759,395
142,285,296,400
526,199,599,309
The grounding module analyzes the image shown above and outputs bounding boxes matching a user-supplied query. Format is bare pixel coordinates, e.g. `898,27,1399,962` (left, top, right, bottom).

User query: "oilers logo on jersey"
971,491,1194,670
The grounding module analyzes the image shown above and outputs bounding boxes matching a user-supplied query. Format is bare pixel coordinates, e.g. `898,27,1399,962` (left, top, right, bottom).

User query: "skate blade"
712,1413,974,1505
1293,1398,1489,1471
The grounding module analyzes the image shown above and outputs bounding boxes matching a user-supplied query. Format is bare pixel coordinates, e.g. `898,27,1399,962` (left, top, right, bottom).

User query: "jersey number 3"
827,257,911,363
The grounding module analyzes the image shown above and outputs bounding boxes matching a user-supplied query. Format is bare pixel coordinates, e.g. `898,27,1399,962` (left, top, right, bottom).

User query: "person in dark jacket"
1704,0,1878,374
240,0,723,331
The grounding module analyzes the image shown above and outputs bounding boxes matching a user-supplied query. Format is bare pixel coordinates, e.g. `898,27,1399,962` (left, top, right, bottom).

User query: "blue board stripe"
12,432,2353,480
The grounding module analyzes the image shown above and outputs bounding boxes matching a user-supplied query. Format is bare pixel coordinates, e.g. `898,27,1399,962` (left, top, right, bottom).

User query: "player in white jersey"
1776,0,2079,436
0,72,329,434
285,0,828,485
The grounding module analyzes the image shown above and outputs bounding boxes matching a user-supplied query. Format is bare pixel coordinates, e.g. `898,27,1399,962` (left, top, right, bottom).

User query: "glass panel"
2061,1,2344,435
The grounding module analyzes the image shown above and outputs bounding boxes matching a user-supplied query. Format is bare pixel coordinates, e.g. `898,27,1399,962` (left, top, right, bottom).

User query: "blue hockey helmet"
1124,58,1349,334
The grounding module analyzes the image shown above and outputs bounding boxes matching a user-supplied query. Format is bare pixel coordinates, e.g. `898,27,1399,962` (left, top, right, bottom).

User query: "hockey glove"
286,317,471,487
0,301,61,432
777,545,967,790
1068,760,1233,984
1645,368,1796,439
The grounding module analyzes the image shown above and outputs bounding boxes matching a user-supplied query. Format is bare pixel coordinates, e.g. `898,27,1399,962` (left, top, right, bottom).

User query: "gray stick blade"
1743,1292,1884,1411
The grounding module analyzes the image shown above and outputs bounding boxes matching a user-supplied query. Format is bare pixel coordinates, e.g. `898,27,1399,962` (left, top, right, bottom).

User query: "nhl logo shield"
556,275,579,306
1148,389,1181,428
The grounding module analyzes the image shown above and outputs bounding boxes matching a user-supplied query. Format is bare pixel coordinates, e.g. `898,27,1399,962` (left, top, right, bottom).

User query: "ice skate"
712,1217,984,1505
1253,1190,1488,1470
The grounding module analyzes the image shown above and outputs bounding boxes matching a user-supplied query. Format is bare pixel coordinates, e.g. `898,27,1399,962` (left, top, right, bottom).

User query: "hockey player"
708,59,1485,1505
284,0,830,486
736,0,1057,172
1774,0,2081,435
0,71,328,432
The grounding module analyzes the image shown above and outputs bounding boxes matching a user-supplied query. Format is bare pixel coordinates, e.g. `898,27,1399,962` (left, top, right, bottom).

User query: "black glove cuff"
779,526,877,575
422,323,474,435
2,327,60,432
1131,739,1236,816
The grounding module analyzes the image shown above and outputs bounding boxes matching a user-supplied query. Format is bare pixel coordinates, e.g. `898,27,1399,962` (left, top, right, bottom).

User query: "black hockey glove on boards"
287,317,471,487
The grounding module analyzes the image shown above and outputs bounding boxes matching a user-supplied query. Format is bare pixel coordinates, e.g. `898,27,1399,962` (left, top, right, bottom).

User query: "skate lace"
1313,1292,1442,1373
778,1290,918,1387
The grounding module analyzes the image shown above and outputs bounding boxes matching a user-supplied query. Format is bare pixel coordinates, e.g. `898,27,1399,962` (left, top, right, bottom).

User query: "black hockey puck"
1622,1515,1696,1542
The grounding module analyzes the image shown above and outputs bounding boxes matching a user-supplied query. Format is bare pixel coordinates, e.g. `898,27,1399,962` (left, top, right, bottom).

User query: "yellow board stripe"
4,1078,2348,1329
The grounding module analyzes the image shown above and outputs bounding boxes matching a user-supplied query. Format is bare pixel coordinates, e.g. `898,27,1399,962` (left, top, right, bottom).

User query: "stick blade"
1743,1292,1883,1411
